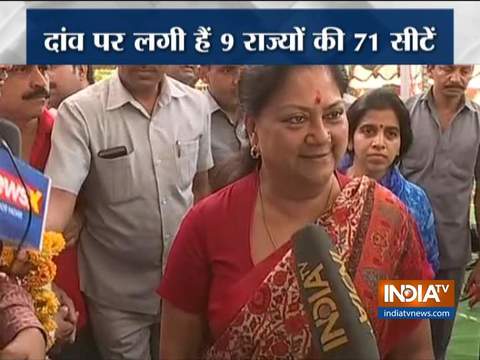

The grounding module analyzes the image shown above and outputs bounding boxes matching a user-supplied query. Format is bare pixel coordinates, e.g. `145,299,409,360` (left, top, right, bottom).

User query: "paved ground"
448,269,480,360
448,206,480,359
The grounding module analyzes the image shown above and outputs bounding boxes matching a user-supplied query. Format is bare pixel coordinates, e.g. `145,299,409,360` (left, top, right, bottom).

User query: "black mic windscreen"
292,225,380,360
0,119,21,157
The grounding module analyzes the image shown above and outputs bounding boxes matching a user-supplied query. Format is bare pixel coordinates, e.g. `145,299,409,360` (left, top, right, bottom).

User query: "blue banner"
26,9,453,64
0,148,51,250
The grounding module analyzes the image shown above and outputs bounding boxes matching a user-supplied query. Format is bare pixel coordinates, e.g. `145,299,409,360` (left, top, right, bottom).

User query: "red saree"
159,172,433,359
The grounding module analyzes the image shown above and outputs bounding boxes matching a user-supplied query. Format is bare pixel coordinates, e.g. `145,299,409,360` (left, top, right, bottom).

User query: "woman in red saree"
158,66,434,359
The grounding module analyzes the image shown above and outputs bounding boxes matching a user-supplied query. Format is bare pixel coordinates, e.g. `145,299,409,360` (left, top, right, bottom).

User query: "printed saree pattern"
206,176,428,359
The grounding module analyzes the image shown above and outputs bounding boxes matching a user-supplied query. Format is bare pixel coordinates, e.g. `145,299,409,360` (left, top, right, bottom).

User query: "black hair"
210,66,348,192
346,87,413,165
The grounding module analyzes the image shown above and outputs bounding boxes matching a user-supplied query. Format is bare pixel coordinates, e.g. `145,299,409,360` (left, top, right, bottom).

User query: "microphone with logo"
292,225,380,360
0,118,51,251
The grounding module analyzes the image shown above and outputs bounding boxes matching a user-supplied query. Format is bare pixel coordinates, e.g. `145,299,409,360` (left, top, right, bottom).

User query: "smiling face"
350,109,401,180
250,66,348,188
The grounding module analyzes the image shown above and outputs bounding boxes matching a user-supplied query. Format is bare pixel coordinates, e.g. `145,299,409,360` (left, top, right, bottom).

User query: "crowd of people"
0,63,479,360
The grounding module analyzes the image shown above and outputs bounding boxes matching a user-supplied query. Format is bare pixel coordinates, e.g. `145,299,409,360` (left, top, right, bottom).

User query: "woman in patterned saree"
338,88,439,274
158,66,434,359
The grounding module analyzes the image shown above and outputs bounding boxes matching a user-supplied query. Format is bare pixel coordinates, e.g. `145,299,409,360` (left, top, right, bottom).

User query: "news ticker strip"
27,9,453,64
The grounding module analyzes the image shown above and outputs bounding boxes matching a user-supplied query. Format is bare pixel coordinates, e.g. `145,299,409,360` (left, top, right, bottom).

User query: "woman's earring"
250,144,260,159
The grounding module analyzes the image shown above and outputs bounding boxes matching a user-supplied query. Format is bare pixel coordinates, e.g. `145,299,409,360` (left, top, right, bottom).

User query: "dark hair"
211,66,348,192
346,87,413,166
239,65,348,117
86,65,95,84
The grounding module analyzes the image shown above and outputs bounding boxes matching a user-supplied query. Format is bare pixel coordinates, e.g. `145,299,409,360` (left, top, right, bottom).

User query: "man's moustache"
446,84,464,89
22,89,49,100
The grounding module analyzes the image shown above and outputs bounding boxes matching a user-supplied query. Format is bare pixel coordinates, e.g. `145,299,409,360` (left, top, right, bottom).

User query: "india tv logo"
378,280,455,320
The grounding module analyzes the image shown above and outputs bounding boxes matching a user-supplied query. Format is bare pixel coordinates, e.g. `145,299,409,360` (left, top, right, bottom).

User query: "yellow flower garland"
0,232,66,348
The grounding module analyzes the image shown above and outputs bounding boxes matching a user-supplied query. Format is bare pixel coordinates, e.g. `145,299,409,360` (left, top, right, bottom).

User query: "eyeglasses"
0,65,12,81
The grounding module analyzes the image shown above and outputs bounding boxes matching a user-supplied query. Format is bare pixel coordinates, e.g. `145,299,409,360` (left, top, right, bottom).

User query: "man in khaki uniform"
401,65,480,360
45,65,212,360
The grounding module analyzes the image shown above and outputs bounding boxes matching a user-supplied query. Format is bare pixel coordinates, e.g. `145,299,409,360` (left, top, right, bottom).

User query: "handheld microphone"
0,118,21,157
292,225,380,360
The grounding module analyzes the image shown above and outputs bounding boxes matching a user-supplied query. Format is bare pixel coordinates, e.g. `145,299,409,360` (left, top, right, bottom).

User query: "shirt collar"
204,89,221,113
106,71,187,111
421,86,476,112
106,71,133,110
161,74,189,104
204,89,237,126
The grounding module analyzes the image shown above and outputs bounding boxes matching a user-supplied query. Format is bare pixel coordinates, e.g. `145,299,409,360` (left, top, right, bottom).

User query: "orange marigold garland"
0,231,66,348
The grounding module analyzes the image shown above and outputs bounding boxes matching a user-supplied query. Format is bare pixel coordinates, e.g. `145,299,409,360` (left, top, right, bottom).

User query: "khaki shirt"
45,73,213,314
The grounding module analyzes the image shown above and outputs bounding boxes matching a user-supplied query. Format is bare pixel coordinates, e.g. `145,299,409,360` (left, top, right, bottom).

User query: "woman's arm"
160,300,208,360
0,327,46,360
0,276,47,350
386,320,434,360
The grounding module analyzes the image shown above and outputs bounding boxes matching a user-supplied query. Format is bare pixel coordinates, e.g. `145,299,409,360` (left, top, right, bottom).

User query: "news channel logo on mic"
0,146,51,251
378,280,455,320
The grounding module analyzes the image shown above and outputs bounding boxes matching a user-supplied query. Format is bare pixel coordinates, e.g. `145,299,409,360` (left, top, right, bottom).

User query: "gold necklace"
258,176,336,250
258,181,279,250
